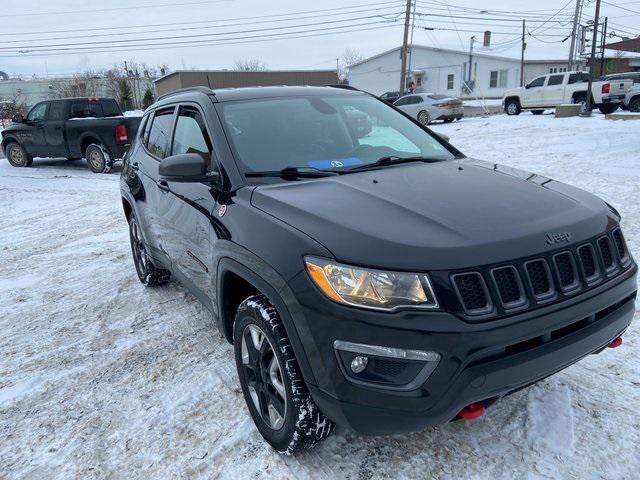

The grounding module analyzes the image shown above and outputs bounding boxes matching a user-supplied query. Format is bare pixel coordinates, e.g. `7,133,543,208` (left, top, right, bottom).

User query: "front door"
522,76,547,108
20,102,49,155
157,104,219,303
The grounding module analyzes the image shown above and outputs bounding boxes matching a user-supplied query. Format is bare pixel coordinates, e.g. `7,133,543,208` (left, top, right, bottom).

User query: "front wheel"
417,110,431,125
85,144,113,174
234,295,334,454
505,99,521,115
5,142,33,167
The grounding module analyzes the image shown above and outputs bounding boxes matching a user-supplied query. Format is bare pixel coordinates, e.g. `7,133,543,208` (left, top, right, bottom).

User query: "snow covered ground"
1,112,639,479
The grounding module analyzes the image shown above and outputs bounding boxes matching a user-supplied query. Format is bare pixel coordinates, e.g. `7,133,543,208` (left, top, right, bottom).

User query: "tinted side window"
27,102,48,121
394,97,410,106
70,101,103,118
548,75,564,86
101,99,122,117
528,76,546,88
48,102,65,121
147,108,175,159
171,107,212,165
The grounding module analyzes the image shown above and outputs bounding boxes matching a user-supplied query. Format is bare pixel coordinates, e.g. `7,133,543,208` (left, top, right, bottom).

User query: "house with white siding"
348,45,583,99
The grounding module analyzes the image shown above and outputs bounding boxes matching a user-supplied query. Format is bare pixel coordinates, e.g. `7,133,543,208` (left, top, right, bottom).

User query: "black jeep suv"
120,85,636,453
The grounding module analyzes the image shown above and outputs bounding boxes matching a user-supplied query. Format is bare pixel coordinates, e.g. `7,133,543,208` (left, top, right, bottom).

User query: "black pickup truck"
1,97,142,173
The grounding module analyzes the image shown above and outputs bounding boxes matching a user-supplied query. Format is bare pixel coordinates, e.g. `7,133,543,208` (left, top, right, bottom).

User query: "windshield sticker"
308,157,363,170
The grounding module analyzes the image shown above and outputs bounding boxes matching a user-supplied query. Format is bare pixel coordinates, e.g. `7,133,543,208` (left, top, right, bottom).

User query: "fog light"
350,356,368,373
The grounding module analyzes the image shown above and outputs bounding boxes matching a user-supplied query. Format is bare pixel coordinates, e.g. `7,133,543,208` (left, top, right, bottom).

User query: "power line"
414,12,572,24
0,22,402,58
601,0,640,15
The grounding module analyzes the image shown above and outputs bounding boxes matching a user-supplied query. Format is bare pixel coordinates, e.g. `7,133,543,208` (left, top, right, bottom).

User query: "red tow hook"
458,402,485,420
608,336,623,348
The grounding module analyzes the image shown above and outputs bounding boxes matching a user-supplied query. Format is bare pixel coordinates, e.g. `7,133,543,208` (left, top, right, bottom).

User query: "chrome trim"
333,340,441,362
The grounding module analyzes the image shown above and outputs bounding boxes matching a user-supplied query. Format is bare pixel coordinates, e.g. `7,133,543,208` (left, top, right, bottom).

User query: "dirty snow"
1,112,640,479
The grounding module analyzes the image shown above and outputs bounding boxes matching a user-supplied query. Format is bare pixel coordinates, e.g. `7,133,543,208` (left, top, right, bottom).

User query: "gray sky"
1,0,637,77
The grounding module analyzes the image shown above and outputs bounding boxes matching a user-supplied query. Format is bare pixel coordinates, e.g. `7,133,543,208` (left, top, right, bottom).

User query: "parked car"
1,97,141,173
624,84,640,112
393,93,464,125
602,71,640,86
122,85,636,454
502,71,633,115
379,91,407,104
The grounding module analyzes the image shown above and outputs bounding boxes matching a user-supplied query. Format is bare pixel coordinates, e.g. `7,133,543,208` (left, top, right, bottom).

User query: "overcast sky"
1,0,637,77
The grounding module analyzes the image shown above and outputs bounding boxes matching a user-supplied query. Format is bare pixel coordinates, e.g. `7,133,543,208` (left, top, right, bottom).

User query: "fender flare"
1,135,20,153
216,256,317,386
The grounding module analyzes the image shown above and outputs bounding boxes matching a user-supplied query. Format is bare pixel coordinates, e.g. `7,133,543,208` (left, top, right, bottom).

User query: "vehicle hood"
250,159,615,271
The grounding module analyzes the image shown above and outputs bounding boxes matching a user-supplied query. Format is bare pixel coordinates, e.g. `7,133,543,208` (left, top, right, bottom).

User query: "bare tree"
0,92,28,127
339,47,365,82
53,72,100,98
233,59,268,71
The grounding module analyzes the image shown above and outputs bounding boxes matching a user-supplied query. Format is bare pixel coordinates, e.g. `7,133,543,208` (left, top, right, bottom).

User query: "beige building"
154,70,340,96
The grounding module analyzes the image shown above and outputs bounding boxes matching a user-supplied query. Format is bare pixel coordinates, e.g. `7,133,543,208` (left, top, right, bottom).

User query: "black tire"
128,214,170,287
598,104,618,115
505,99,521,116
531,110,544,115
234,294,334,454
417,110,431,125
443,118,454,123
628,97,640,113
85,143,113,174
5,142,33,167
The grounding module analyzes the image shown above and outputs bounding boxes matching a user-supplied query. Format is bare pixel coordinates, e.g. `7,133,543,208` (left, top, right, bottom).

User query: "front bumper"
287,263,636,435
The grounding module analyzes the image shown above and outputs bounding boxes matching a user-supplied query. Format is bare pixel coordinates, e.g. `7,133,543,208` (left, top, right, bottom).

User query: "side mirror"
159,153,219,184
12,113,24,123
435,132,450,143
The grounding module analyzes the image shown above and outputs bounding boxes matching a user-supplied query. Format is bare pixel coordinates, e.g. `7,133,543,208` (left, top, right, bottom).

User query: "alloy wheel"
241,324,287,430
9,145,26,166
418,111,430,125
129,219,148,275
88,148,104,171
507,103,518,115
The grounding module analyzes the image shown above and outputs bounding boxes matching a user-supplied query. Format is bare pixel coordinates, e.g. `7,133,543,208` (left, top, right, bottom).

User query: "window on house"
489,71,498,88
489,70,509,88
447,74,454,89
499,70,508,88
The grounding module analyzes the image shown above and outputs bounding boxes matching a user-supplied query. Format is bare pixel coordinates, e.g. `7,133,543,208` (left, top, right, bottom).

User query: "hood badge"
545,231,572,246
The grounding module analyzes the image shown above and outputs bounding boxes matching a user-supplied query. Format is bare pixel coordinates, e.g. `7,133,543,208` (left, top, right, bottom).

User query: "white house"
348,45,523,99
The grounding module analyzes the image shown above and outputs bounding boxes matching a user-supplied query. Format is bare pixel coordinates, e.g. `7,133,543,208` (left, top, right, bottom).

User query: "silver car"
393,93,464,125
624,85,640,112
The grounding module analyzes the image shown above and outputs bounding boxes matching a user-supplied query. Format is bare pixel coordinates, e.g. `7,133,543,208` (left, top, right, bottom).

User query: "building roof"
604,38,640,53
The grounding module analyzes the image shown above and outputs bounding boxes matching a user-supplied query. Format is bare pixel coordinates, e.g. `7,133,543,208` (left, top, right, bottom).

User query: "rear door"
135,106,177,264
43,100,68,157
542,74,566,106
157,104,220,302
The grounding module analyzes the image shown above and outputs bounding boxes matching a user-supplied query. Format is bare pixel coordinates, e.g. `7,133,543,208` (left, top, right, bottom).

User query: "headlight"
304,257,438,310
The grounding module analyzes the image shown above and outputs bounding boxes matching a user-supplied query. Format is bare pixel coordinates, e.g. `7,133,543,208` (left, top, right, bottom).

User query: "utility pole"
399,0,412,95
467,35,476,86
520,20,526,86
407,0,417,83
600,17,608,76
584,0,601,116
568,0,583,70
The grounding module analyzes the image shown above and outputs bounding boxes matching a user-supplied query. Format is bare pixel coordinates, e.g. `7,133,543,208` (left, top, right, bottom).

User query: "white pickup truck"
502,71,632,116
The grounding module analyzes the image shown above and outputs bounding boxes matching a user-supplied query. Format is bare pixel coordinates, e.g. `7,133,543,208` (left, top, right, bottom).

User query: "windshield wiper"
245,166,341,179
345,156,444,172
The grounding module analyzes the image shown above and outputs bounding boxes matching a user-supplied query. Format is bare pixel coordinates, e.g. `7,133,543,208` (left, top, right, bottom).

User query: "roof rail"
327,84,361,91
157,86,214,101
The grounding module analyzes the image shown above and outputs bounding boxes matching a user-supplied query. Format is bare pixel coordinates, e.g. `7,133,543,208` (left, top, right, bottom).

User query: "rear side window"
70,101,103,118
171,107,212,165
394,96,411,106
101,99,122,117
548,75,564,86
568,73,590,84
146,108,175,159
48,102,65,121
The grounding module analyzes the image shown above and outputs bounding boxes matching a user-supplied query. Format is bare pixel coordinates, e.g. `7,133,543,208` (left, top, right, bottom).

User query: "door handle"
157,179,170,192
130,162,139,171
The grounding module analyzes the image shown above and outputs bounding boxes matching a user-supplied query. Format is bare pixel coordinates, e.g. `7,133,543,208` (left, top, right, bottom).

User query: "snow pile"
1,113,639,479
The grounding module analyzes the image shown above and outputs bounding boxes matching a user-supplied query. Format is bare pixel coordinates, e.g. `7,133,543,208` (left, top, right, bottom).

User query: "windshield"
218,94,456,175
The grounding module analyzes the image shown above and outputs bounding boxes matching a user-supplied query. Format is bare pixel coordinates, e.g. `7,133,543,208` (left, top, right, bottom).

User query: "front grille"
448,228,632,319
452,273,491,314
554,252,579,292
612,228,629,265
492,266,526,308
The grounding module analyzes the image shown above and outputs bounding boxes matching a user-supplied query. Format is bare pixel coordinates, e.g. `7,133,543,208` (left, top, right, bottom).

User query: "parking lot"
1,112,639,479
